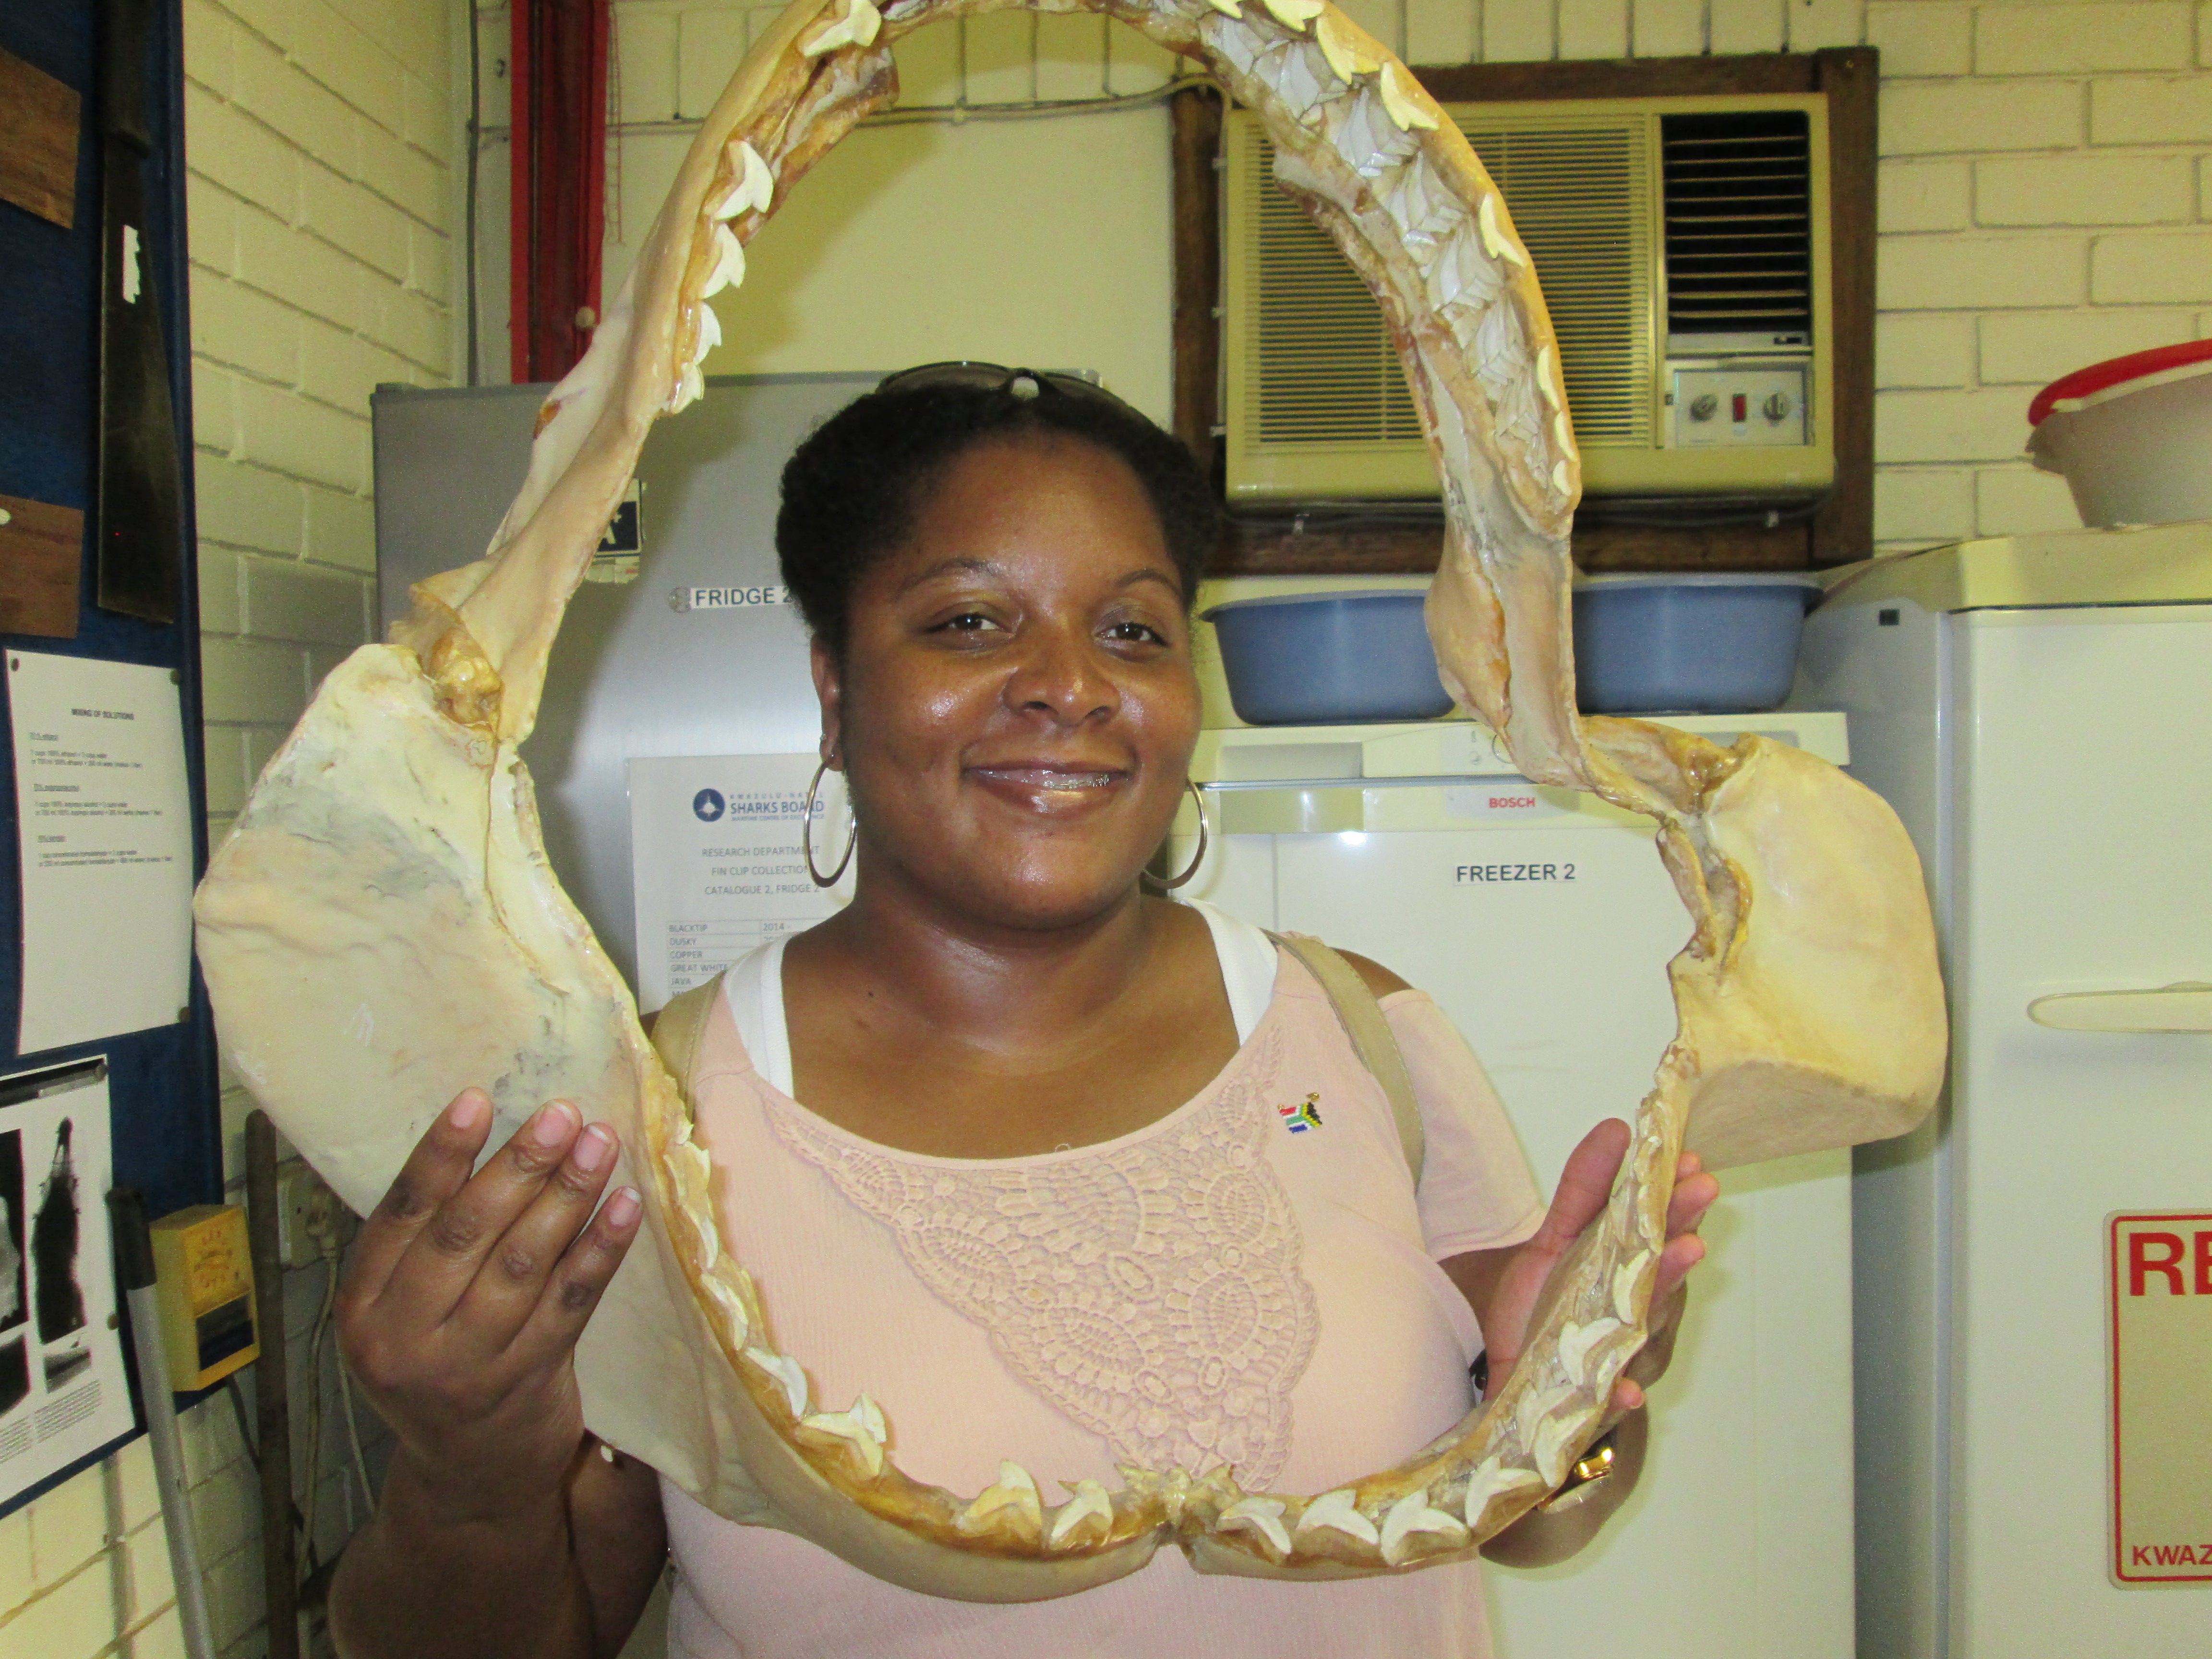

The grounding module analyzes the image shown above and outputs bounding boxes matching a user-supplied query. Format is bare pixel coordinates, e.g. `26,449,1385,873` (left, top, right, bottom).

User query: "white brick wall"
0,0,451,1654
191,0,457,858
1871,0,2212,545
576,0,2205,554
0,1401,260,1659
589,1,1182,127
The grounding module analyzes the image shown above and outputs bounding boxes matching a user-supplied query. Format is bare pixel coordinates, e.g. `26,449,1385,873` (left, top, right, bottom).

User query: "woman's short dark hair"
775,376,1219,660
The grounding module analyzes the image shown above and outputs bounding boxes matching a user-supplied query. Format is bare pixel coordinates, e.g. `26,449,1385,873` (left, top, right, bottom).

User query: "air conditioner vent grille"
1249,116,1653,449
1249,138,1425,446
1459,119,1651,444
1660,110,1814,337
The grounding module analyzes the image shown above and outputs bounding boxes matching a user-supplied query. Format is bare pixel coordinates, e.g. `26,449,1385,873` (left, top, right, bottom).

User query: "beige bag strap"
1266,932,1424,1185
648,972,726,1093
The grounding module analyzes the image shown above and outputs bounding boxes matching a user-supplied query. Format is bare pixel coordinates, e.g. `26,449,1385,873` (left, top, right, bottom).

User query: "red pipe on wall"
509,0,610,384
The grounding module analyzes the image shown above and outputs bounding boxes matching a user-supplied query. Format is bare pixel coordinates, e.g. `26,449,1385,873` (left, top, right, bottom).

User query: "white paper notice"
0,1059,133,1511
8,651,194,1053
628,754,853,1014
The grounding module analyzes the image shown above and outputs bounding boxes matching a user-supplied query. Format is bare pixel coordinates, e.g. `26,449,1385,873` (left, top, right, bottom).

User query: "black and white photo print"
32,1118,85,1345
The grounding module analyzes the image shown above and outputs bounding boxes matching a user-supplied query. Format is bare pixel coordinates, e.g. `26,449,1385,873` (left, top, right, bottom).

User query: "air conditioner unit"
1222,94,1835,503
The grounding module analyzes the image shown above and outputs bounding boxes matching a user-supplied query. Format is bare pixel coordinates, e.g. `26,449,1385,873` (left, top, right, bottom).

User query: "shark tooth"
1207,0,1244,13
1260,38,1334,123
1313,12,1381,81
1206,13,1264,76
1533,1405,1602,1489
1217,1494,1291,1557
1614,1250,1655,1323
1377,60,1439,131
1293,1487,1379,1547
1333,89,1418,180
1046,1480,1115,1549
665,1137,716,1263
708,139,774,222
1380,1488,1468,1565
798,1393,887,1477
1473,300,1529,399
1535,345,1565,412
1422,223,1505,322
1557,1317,1625,1388
957,1460,1044,1540
1461,1455,1544,1529
700,223,745,300
691,301,723,363
1478,192,1528,267
1259,0,1326,27
1514,1380,1573,1450
1120,1464,1200,1525
742,1346,808,1419
666,360,705,415
1387,156,1461,246
803,0,881,56
700,1258,751,1346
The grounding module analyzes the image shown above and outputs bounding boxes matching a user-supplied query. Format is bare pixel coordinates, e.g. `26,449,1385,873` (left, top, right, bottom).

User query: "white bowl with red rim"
2028,339,2212,529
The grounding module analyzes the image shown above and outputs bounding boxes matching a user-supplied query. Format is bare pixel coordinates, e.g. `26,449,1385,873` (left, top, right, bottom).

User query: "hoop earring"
1143,781,1209,892
803,758,856,888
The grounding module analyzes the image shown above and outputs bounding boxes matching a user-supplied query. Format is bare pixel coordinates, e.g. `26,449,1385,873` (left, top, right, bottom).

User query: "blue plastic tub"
1572,573,1823,714
1201,589,1455,725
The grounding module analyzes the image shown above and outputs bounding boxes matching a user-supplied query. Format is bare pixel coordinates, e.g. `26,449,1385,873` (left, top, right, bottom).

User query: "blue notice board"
0,0,220,1517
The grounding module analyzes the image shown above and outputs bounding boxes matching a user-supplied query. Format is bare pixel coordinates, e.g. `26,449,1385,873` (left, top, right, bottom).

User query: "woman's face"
813,432,1202,931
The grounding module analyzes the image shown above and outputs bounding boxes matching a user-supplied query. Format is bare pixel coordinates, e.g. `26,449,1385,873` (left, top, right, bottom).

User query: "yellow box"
150,1204,259,1391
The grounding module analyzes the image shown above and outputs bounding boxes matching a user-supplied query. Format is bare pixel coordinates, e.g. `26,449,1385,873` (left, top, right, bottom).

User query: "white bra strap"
1186,899,1278,1046
723,937,794,1096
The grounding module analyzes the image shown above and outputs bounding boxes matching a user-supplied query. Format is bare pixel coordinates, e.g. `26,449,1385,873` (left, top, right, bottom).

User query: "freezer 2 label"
2108,1212,2212,1585
1455,861,1576,884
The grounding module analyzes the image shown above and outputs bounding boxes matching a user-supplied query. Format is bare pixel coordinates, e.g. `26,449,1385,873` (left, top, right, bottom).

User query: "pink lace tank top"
661,906,1542,1659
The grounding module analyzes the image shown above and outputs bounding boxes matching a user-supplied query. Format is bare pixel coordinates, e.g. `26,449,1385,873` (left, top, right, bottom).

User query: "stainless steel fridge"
370,373,881,988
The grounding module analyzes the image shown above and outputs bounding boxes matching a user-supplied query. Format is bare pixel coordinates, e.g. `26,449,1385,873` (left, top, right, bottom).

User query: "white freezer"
1176,707,1856,1659
1799,524,2212,1658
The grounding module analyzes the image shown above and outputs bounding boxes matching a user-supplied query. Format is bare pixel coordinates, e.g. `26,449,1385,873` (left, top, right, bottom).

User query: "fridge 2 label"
2108,1212,2212,1586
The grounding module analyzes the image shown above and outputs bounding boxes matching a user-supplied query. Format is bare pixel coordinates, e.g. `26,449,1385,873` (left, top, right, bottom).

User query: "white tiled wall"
0,1,454,1655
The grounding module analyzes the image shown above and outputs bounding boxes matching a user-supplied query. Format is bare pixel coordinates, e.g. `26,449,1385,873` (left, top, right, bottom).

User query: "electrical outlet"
276,1161,345,1269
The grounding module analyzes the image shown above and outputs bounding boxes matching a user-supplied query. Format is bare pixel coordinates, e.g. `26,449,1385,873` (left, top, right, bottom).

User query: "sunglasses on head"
874,361,1136,415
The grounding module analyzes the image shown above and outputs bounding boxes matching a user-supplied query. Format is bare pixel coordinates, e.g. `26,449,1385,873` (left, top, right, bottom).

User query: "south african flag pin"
1277,1093,1323,1133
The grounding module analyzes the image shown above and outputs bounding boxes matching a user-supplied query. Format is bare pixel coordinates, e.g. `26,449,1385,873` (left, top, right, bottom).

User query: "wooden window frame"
1174,49,1879,575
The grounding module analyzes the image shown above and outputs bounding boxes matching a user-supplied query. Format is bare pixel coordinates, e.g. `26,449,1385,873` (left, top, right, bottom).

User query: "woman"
329,368,1715,1659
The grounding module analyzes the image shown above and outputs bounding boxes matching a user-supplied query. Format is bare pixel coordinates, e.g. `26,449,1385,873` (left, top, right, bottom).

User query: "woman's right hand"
337,1088,643,1517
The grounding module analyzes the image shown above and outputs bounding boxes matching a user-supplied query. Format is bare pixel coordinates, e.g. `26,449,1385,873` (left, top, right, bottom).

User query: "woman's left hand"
1448,1118,1718,1410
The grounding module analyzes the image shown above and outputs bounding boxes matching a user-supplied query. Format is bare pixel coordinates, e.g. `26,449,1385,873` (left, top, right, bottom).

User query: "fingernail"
605,1187,642,1229
447,1091,488,1130
529,1101,578,1148
573,1125,615,1173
